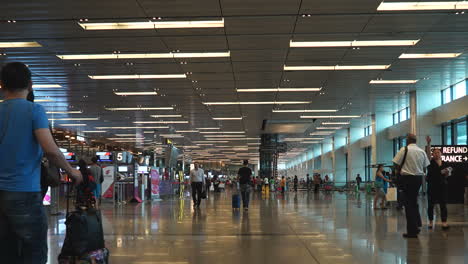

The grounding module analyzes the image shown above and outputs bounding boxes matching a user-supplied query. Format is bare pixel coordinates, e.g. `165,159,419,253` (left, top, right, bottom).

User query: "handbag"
41,159,61,187
386,187,397,201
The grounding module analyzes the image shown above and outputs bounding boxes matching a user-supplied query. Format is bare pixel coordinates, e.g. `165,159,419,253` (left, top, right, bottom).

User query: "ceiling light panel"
95,126,169,129
203,101,311,105
59,124,87,127
212,117,243,120
46,111,82,114
82,131,107,133
273,109,337,113
370,80,419,84
322,122,350,125
151,115,183,118
199,131,244,134
236,88,321,92
175,130,199,133
33,84,62,88
133,121,189,124
0,42,42,48
316,127,343,130
300,115,361,118
399,53,462,59
78,19,225,30
105,107,173,111
89,74,186,79
290,39,419,47
377,1,468,11
57,51,230,60
114,91,158,96
49,118,99,121
284,65,391,71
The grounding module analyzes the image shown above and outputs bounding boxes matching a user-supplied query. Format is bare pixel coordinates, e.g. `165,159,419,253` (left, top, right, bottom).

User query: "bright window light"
57,51,230,60
78,19,225,30
290,39,419,47
89,74,186,79
370,80,419,84
105,107,173,111
0,42,41,48
377,1,468,11
273,109,337,113
399,53,462,59
114,91,158,96
284,65,391,71
236,87,321,92
203,101,311,105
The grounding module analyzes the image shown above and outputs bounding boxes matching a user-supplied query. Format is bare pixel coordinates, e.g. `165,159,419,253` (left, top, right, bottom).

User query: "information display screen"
96,152,113,162
63,152,76,162
118,166,128,172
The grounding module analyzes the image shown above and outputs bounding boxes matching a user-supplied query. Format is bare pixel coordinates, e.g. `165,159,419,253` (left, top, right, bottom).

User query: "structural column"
259,134,279,179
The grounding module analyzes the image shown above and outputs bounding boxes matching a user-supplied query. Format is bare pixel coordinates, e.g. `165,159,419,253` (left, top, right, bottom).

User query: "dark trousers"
294,184,298,192
191,182,203,206
428,199,448,222
240,184,251,208
314,184,320,193
0,191,48,264
400,176,423,235
281,186,285,194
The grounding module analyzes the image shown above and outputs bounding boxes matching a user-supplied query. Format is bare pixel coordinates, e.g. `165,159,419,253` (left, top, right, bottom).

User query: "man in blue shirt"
0,62,82,263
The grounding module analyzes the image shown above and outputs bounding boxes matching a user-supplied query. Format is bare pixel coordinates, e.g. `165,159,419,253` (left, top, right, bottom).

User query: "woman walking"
374,165,391,209
425,136,450,230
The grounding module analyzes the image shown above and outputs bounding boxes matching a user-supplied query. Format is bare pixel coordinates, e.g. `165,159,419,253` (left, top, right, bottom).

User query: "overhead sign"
431,145,468,163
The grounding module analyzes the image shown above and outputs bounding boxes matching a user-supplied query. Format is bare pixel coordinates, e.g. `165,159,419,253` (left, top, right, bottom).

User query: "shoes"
442,225,450,230
402,233,418,238
244,208,249,211
428,225,433,229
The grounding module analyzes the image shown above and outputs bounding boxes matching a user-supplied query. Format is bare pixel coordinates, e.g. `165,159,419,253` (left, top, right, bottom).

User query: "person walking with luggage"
293,175,299,192
425,136,450,230
374,165,391,210
89,157,103,204
280,176,286,194
238,160,253,211
0,62,82,263
190,162,205,208
393,134,430,238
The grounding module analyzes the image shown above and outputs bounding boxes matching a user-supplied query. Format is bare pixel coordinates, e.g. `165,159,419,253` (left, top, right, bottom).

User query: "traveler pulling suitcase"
58,182,110,263
232,194,241,209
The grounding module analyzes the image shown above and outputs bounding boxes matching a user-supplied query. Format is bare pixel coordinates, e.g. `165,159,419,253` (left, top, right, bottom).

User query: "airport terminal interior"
0,0,468,263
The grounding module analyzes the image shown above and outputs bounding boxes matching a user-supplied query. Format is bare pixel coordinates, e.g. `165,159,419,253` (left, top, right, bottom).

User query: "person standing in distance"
238,160,253,211
356,174,362,190
190,162,205,208
0,62,82,263
89,157,103,204
393,133,430,238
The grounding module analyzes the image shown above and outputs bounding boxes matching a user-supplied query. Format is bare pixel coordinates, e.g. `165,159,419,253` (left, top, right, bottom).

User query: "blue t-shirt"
0,99,49,192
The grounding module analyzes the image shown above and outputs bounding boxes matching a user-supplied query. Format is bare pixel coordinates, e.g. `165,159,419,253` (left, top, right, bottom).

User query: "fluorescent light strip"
273,109,337,113
83,131,107,133
49,118,99,121
46,111,82,114
212,117,243,120
151,115,183,118
316,127,342,130
204,135,245,138
199,131,244,134
236,88,321,92
193,141,229,143
59,124,87,127
290,39,419,47
143,131,155,133
300,115,361,119
284,65,391,71
302,141,320,144
105,107,173,111
0,42,41,48
78,19,225,30
247,143,261,145
58,51,230,60
114,91,158,96
114,134,140,137
377,2,468,11
159,134,184,138
35,99,54,102
310,132,334,135
108,137,144,140
399,53,462,59
370,80,419,84
133,121,188,124
203,101,310,105
322,122,350,125
33,84,62,88
196,128,220,130
175,130,199,133
89,74,186,79
95,126,169,129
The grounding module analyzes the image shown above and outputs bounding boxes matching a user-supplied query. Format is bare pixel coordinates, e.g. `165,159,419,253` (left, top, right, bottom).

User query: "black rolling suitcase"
58,183,109,263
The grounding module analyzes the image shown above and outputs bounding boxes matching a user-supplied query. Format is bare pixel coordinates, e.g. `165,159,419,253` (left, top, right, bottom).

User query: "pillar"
259,134,278,179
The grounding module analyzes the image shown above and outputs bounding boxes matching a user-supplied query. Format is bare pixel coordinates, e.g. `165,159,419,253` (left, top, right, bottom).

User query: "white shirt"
264,177,269,184
392,144,430,176
190,168,205,183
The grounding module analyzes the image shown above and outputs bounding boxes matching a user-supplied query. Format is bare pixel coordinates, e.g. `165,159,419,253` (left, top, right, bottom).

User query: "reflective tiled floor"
47,190,468,264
